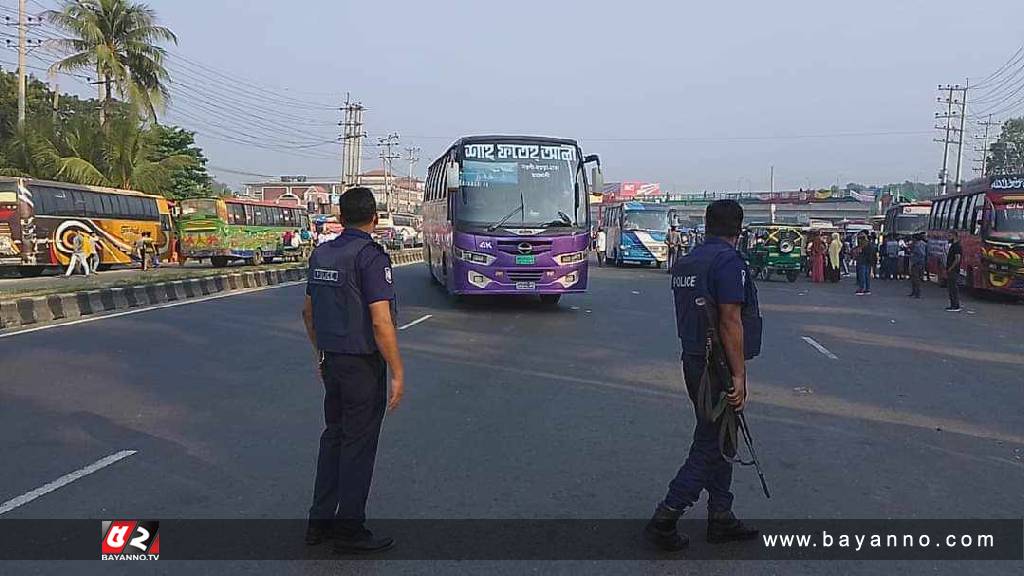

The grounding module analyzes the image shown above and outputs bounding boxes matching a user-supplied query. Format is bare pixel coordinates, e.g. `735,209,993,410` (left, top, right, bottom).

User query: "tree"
986,118,1024,176
151,124,211,199
45,0,177,124
210,179,234,197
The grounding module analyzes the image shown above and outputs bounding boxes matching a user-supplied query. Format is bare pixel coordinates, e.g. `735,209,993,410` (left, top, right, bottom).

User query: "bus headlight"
556,251,587,265
555,271,580,288
454,246,496,266
468,271,492,288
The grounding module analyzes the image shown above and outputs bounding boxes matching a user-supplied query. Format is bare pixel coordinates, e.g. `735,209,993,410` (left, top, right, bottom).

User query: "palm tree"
45,0,177,124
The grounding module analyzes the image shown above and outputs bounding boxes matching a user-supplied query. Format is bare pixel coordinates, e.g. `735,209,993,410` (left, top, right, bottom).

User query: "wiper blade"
487,190,527,232
541,211,575,228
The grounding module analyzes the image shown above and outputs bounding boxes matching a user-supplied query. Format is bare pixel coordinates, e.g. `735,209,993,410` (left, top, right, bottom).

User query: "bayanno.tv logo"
101,521,160,560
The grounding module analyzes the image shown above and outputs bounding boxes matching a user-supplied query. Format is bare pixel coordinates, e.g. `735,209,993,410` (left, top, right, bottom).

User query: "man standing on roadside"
302,187,405,554
646,200,761,552
64,231,90,277
595,227,607,267
855,233,875,295
908,233,927,299
945,231,962,312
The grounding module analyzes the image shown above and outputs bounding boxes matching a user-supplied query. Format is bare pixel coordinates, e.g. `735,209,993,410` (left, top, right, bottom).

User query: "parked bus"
883,201,932,239
176,197,310,267
0,177,172,276
422,135,602,306
602,201,671,267
926,175,1024,295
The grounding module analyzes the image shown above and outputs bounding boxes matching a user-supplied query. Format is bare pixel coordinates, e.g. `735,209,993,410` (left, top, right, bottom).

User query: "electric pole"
935,84,966,195
17,0,26,130
339,94,366,190
49,69,59,124
953,79,969,193
974,114,998,176
405,146,420,180
377,133,400,213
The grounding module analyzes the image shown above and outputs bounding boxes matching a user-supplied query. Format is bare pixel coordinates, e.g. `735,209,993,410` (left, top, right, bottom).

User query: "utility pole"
377,133,400,213
953,79,969,194
769,165,776,224
48,69,59,124
339,94,366,190
974,114,998,176
935,84,966,195
405,146,421,180
17,0,26,130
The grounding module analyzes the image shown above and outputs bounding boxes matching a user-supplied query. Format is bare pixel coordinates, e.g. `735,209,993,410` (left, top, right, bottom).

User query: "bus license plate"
515,281,536,290
515,255,535,265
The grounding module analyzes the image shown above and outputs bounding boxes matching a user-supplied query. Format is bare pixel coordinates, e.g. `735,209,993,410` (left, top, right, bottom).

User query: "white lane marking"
0,281,304,339
0,450,137,516
802,336,839,360
399,314,433,331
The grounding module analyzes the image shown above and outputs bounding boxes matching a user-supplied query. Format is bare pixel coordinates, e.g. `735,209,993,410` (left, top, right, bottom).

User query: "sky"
17,0,1024,191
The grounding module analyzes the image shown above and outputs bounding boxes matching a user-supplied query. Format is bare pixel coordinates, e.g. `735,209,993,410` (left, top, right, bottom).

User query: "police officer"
645,200,761,551
302,187,405,554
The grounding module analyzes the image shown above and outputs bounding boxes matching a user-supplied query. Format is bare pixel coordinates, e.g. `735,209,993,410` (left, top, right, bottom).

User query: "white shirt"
596,231,606,252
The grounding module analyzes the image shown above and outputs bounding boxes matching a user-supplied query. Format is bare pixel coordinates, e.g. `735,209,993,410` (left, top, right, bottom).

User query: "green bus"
177,197,311,267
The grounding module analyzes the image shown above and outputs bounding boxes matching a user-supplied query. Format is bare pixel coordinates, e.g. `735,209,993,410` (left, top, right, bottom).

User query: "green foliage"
151,125,212,200
986,118,1024,176
45,0,177,122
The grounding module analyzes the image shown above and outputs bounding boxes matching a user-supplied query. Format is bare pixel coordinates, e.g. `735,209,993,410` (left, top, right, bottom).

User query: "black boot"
333,528,395,555
706,510,759,543
644,503,689,551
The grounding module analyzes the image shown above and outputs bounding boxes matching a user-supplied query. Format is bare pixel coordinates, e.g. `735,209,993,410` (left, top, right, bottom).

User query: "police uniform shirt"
702,237,747,307
307,229,395,354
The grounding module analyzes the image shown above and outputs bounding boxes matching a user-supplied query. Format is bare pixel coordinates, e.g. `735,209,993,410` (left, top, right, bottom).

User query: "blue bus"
602,201,670,267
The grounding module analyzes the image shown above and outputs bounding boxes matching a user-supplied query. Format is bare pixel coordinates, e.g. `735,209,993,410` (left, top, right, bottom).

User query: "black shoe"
334,529,395,555
305,521,334,546
644,503,689,551
707,510,759,543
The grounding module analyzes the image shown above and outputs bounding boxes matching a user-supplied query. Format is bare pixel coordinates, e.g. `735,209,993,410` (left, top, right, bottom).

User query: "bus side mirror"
590,166,604,196
445,165,461,193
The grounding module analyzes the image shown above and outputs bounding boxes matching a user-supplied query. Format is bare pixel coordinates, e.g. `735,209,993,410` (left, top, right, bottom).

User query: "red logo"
101,521,160,560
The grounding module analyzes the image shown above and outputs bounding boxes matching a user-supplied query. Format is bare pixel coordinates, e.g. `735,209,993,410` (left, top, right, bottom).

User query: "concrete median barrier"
1,265,309,332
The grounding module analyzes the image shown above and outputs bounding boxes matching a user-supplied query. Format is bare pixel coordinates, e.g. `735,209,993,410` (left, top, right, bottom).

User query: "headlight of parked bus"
555,271,580,288
454,247,496,266
556,251,587,265
468,271,493,288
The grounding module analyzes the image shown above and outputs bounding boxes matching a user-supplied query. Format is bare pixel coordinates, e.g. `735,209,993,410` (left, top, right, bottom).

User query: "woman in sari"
810,233,826,283
828,232,842,283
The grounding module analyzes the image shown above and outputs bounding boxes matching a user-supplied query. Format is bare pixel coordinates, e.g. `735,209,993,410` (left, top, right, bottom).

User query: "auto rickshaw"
742,224,804,282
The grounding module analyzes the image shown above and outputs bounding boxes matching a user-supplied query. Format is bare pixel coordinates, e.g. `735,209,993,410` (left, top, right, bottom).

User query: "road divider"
0,250,424,333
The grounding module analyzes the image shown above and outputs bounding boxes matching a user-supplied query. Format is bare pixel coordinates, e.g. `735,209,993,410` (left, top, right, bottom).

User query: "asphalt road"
0,260,1021,575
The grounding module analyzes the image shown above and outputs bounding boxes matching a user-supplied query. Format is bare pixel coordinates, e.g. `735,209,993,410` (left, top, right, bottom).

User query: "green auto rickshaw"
742,224,804,282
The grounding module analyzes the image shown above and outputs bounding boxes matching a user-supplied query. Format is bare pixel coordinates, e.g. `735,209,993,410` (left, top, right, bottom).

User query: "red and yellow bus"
0,177,173,276
926,175,1024,295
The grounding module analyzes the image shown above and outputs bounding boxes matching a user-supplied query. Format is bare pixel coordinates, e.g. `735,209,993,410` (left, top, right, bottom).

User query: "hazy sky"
32,0,1024,190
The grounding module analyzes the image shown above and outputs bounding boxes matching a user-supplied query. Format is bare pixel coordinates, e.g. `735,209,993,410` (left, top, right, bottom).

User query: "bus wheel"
786,271,798,283
539,294,562,307
17,266,45,278
211,256,229,268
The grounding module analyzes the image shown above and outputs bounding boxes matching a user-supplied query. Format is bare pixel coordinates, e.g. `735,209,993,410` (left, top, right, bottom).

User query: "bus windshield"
624,210,669,231
180,199,220,218
892,214,928,235
991,204,1024,240
456,155,581,230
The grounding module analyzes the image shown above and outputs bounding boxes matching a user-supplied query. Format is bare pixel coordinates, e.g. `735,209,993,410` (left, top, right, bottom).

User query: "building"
242,172,424,216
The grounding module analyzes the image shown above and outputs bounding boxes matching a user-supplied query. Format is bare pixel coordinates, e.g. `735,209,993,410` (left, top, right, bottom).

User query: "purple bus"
422,135,603,306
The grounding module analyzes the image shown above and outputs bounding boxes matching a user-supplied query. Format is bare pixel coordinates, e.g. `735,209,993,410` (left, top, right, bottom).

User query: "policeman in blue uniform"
302,187,405,554
645,200,762,551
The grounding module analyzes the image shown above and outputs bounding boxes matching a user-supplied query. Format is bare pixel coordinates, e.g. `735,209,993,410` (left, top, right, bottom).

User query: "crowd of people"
804,230,962,311
63,230,161,278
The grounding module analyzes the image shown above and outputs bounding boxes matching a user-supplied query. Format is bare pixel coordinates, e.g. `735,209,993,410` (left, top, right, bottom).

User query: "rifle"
696,297,771,499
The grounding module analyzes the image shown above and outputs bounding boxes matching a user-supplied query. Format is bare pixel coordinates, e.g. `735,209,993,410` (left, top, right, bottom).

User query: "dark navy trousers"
663,356,735,513
309,351,387,532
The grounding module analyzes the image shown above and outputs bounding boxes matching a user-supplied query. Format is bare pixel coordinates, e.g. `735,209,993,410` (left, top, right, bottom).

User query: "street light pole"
17,0,27,130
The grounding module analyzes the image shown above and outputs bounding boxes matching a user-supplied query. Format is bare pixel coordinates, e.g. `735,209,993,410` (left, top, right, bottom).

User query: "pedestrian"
810,233,825,283
945,231,962,312
596,227,607,267
667,226,681,269
64,231,91,277
898,237,909,280
147,233,160,269
883,236,899,280
134,234,149,271
855,233,875,295
909,233,926,298
827,232,842,283
840,237,851,276
646,199,760,552
302,187,404,554
88,232,102,274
